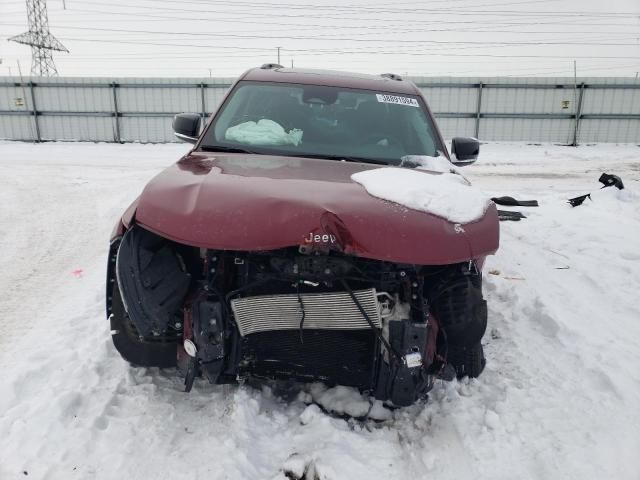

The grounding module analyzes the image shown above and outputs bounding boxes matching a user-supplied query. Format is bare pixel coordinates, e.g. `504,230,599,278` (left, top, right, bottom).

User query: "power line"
4,0,637,77
11,15,640,36
47,2,635,35
52,7,640,36
82,0,639,18
39,55,640,72
65,1,640,28
3,34,634,59
504,61,640,77
2,23,638,48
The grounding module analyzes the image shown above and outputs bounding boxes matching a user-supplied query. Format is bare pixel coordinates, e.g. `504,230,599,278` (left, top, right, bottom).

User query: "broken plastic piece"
568,193,591,207
497,210,526,221
184,357,198,392
491,196,539,207
599,173,624,190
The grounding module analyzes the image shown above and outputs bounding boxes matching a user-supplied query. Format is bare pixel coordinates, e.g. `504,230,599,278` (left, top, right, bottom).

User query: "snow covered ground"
0,141,639,480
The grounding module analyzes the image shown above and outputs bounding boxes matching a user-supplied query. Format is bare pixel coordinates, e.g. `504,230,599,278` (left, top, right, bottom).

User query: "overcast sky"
1,0,639,78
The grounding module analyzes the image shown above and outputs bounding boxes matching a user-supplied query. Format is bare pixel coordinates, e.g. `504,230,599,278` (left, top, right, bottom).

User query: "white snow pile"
0,141,639,480
400,153,463,175
351,167,490,223
225,119,303,146
298,384,392,421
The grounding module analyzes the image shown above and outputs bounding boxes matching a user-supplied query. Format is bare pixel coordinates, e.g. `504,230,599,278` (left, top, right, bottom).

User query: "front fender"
110,197,139,241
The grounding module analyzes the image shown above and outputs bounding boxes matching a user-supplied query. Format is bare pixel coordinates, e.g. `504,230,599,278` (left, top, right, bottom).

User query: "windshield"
200,81,442,165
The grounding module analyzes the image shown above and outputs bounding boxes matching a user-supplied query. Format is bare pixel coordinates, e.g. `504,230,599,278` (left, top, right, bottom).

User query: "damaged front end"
107,225,487,407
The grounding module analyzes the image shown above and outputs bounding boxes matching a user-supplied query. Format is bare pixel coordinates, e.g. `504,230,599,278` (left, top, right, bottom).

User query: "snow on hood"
351,167,491,224
401,154,472,184
401,154,460,173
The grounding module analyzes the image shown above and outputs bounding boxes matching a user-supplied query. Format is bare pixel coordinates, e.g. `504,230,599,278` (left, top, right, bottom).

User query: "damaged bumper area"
108,225,487,407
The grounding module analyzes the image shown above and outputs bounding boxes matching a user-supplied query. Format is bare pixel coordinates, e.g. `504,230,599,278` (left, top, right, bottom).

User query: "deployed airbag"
225,119,303,146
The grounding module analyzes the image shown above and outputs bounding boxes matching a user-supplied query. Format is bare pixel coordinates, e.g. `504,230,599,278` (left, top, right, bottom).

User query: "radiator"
230,288,381,337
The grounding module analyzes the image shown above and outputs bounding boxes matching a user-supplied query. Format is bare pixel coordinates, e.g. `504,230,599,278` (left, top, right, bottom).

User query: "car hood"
134,152,499,265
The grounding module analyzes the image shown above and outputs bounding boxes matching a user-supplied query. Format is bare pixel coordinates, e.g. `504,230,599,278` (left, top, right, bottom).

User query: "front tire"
110,277,178,368
430,266,488,379
448,342,486,379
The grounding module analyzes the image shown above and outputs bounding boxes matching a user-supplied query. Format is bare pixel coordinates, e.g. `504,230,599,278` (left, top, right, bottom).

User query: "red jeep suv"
106,65,498,407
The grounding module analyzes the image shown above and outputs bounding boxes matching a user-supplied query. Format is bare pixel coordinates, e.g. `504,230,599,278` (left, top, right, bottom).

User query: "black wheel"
448,342,486,379
430,266,488,379
110,277,178,368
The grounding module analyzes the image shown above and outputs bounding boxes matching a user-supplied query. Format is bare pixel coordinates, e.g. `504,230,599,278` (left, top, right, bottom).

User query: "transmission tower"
8,0,68,77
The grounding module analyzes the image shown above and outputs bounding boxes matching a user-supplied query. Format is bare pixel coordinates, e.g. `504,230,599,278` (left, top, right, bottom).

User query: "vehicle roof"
242,67,420,95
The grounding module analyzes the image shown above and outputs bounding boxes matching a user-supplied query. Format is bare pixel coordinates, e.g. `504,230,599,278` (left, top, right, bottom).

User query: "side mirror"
173,113,201,144
451,137,479,166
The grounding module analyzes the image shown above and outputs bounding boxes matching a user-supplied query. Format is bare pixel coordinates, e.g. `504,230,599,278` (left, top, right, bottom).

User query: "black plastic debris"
568,193,591,207
492,196,539,207
498,210,527,221
599,173,624,190
568,172,625,208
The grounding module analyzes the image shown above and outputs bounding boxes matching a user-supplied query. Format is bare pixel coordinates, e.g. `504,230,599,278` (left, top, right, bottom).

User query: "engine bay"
109,225,485,406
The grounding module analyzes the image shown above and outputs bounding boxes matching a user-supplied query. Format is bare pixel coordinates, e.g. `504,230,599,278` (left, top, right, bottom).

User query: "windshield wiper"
199,145,257,154
298,153,389,165
199,146,389,165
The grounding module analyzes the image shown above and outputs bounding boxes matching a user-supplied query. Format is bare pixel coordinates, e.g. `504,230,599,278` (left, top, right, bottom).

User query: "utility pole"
277,47,281,65
572,60,579,147
573,60,577,110
9,0,69,76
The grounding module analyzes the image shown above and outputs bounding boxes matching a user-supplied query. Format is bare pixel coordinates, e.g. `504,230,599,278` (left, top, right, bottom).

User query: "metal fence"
1,76,639,144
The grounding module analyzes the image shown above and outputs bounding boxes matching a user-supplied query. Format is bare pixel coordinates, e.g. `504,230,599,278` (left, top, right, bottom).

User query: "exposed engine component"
190,300,225,385
108,236,488,406
242,329,378,389
230,288,382,336
375,315,432,406
218,250,440,406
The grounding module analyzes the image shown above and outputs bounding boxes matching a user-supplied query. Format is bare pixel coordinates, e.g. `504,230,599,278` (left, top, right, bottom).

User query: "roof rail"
380,73,403,81
260,63,284,70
